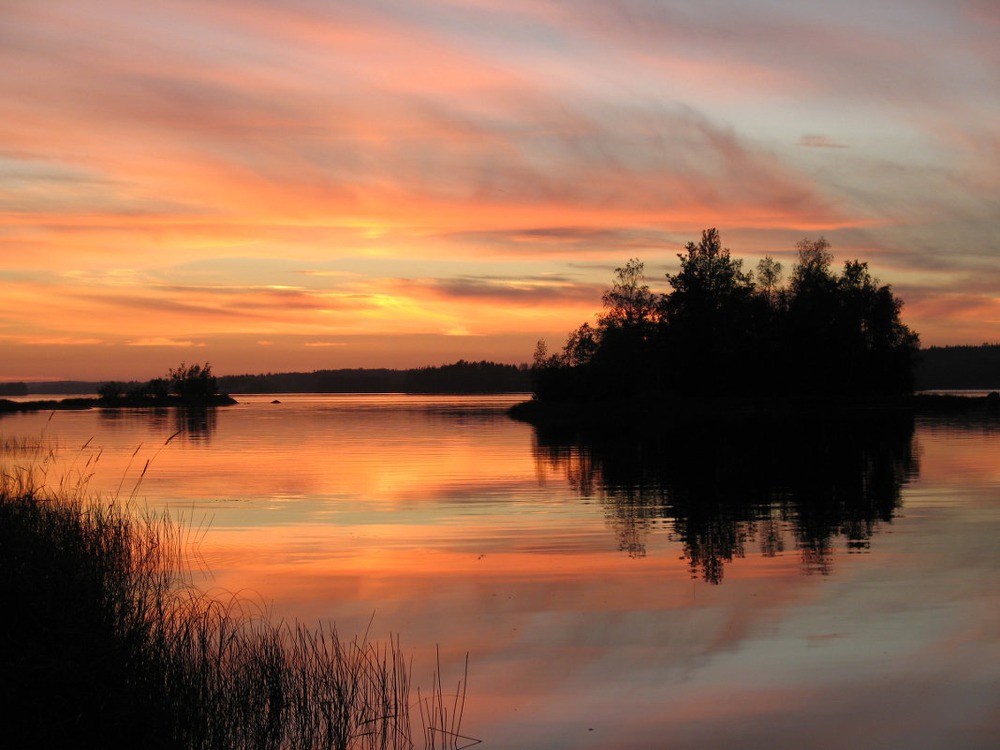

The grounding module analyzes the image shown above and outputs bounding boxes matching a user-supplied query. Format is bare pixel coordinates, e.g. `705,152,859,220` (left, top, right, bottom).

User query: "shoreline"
0,394,239,414
4,390,996,421
507,391,1000,428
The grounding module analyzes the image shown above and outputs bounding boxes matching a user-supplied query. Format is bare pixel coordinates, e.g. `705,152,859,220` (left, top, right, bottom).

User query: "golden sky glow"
2,0,999,380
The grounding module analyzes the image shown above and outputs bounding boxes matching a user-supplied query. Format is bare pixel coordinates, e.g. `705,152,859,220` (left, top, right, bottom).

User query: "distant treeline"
915,344,1000,390
217,368,404,394
219,360,531,394
0,382,28,396
11,360,529,396
12,345,1000,398
22,381,98,396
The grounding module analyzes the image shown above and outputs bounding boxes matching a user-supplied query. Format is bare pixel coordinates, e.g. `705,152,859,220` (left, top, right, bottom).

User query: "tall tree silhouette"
660,228,756,392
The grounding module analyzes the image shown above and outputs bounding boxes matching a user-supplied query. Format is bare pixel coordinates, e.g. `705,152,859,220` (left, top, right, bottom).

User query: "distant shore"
0,394,238,414
4,390,997,421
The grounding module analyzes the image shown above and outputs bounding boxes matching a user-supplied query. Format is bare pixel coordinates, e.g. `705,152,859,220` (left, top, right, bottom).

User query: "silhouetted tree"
98,363,220,405
756,256,783,297
660,228,756,392
168,362,217,399
97,378,169,402
784,244,919,395
786,237,841,392
592,259,659,396
563,324,600,367
530,229,919,402
97,382,127,401
403,360,530,393
532,339,550,369
790,236,835,295
835,260,919,394
145,378,170,399
599,258,657,328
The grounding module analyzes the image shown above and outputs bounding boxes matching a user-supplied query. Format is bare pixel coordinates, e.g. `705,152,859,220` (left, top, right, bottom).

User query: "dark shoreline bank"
0,394,238,414
507,392,1000,428
4,391,996,422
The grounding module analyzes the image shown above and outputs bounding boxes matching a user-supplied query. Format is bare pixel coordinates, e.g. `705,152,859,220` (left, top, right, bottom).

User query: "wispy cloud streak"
0,0,997,378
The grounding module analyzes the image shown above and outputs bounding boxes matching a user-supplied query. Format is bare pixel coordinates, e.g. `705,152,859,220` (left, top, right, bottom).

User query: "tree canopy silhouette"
531,229,919,401
97,362,231,406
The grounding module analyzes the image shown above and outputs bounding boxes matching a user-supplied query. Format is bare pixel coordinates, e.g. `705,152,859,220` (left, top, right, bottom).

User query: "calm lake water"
3,394,999,749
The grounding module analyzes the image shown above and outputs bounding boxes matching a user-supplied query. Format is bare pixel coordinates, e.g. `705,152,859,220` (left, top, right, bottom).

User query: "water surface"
2,394,997,749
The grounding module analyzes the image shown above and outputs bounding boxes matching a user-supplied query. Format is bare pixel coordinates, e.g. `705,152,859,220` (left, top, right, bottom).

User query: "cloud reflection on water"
3,396,998,748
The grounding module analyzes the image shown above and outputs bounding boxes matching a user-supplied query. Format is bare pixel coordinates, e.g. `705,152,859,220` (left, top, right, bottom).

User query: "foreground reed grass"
0,455,474,750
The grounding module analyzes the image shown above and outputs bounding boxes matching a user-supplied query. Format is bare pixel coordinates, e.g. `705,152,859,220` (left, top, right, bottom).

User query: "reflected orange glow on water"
2,395,999,748
915,423,1000,489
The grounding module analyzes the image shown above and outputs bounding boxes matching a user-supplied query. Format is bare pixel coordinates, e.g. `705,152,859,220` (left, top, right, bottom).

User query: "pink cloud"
799,134,849,149
0,0,997,377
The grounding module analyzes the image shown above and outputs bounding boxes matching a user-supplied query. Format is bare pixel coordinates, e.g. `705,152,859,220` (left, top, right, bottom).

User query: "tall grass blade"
1,451,477,750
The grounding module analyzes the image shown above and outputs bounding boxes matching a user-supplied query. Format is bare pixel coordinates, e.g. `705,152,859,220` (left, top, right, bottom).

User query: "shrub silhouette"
97,363,224,406
168,362,217,399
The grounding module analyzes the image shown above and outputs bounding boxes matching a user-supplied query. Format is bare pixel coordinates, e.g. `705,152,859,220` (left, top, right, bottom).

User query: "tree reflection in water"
532,411,919,583
98,406,218,443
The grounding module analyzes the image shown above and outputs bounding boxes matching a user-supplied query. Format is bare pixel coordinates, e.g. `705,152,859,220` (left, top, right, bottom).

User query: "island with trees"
514,228,949,423
0,362,236,414
8,360,532,402
96,362,236,407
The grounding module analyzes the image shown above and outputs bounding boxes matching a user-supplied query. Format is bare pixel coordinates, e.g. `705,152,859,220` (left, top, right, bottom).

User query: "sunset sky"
2,0,998,381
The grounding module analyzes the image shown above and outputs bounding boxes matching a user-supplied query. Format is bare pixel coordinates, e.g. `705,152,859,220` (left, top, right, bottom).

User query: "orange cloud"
126,337,204,347
1,0,998,378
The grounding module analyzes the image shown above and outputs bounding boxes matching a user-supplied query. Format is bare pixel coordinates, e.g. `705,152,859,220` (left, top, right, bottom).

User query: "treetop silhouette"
532,229,920,401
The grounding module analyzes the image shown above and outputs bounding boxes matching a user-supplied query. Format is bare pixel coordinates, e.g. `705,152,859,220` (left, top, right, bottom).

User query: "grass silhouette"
1,435,474,750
